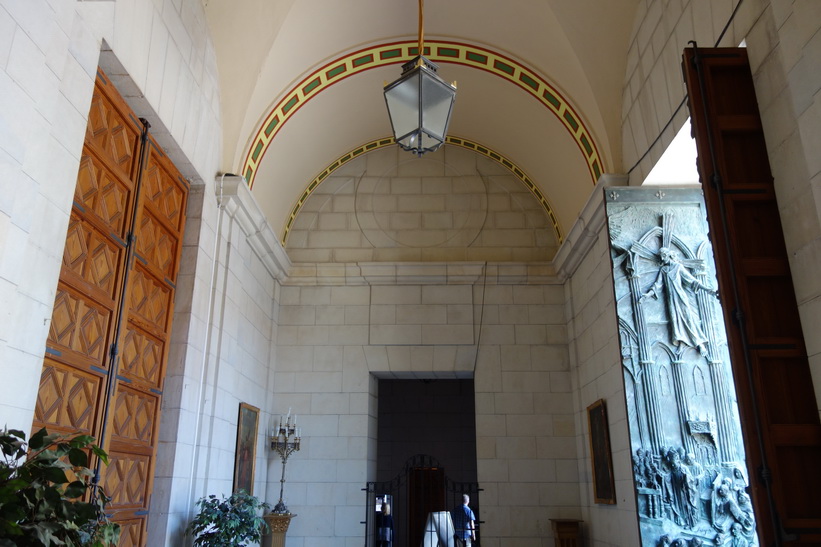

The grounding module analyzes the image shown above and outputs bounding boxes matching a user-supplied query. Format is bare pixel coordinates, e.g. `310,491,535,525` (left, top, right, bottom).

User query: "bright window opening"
643,118,700,185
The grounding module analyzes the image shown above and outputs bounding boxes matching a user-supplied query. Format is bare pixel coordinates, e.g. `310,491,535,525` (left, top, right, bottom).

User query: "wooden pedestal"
264,513,295,547
550,519,582,547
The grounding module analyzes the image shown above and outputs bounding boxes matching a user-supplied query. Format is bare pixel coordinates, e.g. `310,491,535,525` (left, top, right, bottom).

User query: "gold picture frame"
587,398,616,504
233,402,260,495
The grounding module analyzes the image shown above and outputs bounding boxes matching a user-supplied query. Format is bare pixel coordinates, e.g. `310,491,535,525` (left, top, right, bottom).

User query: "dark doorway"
374,379,479,547
408,466,445,547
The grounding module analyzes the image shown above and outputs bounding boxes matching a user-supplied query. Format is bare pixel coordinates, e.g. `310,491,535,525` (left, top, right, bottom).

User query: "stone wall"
148,178,287,543
271,261,574,546
0,0,221,436
557,176,639,547
286,145,560,263
0,2,243,543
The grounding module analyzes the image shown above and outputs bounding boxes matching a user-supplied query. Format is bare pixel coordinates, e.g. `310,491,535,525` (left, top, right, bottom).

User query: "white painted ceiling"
203,0,641,243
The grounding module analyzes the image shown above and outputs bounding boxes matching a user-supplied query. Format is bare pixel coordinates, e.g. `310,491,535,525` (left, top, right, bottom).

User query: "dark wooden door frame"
683,44,821,545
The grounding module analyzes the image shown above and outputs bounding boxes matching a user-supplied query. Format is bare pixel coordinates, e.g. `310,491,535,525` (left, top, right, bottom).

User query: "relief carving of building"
606,188,757,546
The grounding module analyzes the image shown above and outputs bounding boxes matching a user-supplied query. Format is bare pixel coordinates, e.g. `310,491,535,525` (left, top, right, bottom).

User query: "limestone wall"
148,178,287,544
0,2,249,544
0,0,221,430
272,261,574,546
286,145,560,264
555,176,639,547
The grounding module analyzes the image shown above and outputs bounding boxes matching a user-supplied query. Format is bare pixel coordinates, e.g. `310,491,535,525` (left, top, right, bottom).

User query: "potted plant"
186,491,271,547
0,427,120,546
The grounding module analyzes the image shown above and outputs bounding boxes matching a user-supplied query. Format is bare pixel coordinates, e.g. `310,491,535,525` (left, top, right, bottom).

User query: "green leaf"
68,435,95,448
90,445,109,465
64,480,87,499
42,465,69,484
27,428,49,450
75,467,94,479
187,492,271,547
68,447,88,467
28,520,65,546
0,427,119,547
5,429,25,439
54,442,72,458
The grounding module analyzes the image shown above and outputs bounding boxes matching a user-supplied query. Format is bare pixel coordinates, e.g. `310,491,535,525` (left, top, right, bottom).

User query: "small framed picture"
587,398,616,504
233,402,260,495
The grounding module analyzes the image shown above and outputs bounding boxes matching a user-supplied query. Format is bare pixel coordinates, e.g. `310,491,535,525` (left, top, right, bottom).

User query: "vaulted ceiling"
203,0,641,244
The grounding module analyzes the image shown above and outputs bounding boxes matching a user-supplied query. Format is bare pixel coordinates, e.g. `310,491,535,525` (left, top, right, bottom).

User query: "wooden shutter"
683,46,821,545
34,69,188,546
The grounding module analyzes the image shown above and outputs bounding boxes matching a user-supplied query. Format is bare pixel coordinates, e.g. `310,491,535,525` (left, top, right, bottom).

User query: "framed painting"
233,402,260,495
587,398,616,504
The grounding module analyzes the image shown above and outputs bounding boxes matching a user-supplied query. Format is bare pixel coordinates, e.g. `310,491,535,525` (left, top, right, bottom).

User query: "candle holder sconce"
269,410,301,514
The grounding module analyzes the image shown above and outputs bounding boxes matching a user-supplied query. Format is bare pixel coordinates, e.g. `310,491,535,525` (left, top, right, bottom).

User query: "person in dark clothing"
376,500,394,546
451,494,476,546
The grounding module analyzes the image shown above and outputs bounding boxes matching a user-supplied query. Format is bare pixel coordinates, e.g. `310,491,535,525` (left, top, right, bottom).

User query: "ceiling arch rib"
241,40,605,189
280,135,563,248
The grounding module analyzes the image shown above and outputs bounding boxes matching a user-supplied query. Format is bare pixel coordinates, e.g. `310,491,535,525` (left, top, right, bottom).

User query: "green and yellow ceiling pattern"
242,40,604,190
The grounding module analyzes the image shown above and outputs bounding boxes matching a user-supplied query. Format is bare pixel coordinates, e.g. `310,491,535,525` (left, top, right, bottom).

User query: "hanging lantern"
384,0,456,156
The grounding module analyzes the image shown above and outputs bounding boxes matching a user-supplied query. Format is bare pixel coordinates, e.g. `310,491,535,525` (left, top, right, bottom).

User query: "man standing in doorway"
452,494,477,546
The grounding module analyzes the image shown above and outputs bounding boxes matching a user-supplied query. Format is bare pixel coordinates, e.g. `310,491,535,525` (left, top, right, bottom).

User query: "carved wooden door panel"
683,47,821,544
101,135,187,546
33,69,187,546
36,70,140,444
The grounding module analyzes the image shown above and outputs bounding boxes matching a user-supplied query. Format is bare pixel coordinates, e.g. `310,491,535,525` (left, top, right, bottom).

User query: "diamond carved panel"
85,91,138,179
128,267,170,331
35,361,100,434
98,172,129,234
64,216,88,275
111,387,156,446
79,304,107,361
75,155,99,210
135,213,177,279
89,237,117,296
63,214,122,299
75,153,131,238
142,158,184,229
102,453,149,508
141,162,162,207
115,519,143,547
50,290,77,348
161,184,183,228
48,286,112,366
121,329,162,387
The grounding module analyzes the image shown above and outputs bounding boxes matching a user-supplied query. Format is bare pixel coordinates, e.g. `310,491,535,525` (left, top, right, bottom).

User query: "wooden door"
683,46,821,545
34,69,187,546
408,466,445,547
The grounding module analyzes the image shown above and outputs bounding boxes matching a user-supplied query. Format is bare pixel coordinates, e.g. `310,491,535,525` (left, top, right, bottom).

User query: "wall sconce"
270,409,301,514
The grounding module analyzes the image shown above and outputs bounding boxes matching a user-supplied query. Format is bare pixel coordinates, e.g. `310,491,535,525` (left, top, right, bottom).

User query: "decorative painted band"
242,40,604,189
280,136,563,247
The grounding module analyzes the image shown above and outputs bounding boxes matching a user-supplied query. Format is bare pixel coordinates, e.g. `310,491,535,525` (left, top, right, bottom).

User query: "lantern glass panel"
421,72,455,140
384,72,421,142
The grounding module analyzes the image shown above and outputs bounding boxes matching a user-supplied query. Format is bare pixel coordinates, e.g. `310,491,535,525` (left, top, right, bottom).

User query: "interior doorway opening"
371,378,479,547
